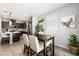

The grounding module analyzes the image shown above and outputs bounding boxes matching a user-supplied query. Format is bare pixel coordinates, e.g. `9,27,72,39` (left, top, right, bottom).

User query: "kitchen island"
1,31,21,44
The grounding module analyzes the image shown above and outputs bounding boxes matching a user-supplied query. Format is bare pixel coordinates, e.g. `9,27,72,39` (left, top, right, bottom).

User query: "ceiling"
0,3,69,20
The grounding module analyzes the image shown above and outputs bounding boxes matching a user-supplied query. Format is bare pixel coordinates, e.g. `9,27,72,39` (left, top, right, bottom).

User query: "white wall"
32,16,38,34
40,4,79,49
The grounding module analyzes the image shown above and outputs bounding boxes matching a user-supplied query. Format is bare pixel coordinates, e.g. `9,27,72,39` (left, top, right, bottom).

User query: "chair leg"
36,52,41,56
27,48,30,56
23,44,26,54
50,44,52,50
37,53,39,56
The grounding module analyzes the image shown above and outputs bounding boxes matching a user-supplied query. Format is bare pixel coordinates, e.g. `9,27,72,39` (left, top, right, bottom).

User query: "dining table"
36,33,55,56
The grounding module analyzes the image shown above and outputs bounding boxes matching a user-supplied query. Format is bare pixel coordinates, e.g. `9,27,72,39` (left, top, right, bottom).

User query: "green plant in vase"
35,18,44,33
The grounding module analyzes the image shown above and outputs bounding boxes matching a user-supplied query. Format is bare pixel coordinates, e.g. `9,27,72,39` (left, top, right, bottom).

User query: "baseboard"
55,43,69,49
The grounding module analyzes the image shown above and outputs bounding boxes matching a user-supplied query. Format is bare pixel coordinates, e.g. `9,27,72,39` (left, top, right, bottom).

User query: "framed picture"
61,15,75,28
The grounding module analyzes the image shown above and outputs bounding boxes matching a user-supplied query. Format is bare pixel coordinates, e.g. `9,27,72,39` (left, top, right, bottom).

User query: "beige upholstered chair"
29,35,52,55
22,34,30,55
23,34,29,47
29,35,43,54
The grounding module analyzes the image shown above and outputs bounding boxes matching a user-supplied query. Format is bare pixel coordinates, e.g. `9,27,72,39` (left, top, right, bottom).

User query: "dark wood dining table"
36,34,55,56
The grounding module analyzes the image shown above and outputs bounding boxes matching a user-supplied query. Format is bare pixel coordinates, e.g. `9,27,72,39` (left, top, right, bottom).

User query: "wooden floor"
0,39,24,56
0,38,74,56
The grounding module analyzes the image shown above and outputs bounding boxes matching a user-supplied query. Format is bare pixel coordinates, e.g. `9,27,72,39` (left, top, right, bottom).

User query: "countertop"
1,33,9,38
1,31,20,38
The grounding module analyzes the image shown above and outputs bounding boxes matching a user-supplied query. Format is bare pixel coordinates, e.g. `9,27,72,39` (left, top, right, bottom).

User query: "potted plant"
69,34,79,55
69,34,77,46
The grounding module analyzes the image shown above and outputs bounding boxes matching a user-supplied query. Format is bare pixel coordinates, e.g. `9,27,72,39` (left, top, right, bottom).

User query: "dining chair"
29,35,44,55
22,34,30,55
29,35,53,56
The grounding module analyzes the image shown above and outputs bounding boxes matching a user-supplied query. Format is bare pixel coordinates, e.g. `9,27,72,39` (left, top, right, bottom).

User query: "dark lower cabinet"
1,37,10,44
13,33,21,42
1,33,21,44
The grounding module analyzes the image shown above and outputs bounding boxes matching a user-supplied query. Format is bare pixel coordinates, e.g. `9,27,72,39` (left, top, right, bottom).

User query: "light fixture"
9,21,12,26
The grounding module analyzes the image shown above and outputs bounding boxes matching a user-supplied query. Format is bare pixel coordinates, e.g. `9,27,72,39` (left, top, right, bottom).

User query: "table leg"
23,44,25,54
52,37,54,56
44,41,46,56
10,33,13,44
